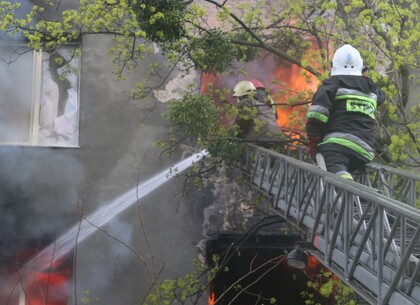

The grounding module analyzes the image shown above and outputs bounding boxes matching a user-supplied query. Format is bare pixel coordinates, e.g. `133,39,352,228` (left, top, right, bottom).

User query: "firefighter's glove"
308,137,321,160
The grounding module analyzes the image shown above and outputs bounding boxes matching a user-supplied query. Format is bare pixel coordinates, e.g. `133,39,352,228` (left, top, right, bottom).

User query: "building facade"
0,28,212,304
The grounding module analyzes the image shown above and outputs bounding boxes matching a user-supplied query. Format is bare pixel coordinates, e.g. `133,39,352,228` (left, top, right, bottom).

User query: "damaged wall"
0,32,212,305
0,2,302,304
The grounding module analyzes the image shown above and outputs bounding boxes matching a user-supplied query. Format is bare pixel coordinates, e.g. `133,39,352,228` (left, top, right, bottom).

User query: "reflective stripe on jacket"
306,75,385,159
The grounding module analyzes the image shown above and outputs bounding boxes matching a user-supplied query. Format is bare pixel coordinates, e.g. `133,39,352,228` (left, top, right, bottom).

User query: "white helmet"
331,44,363,76
233,81,256,97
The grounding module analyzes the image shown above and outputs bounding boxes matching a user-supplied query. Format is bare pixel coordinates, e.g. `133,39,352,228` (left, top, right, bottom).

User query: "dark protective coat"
236,95,285,146
306,75,385,161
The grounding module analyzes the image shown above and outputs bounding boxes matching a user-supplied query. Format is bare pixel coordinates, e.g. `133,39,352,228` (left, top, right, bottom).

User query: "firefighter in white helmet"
233,80,285,148
306,44,385,179
233,80,256,98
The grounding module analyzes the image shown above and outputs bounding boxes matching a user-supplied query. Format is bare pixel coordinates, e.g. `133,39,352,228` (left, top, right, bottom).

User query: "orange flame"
208,292,215,305
306,255,323,274
200,51,320,142
1,251,72,305
201,73,219,94
272,63,318,138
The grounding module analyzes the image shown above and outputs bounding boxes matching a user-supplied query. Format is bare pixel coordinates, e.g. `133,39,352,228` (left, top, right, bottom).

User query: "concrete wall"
0,3,303,303
73,35,209,304
0,33,210,305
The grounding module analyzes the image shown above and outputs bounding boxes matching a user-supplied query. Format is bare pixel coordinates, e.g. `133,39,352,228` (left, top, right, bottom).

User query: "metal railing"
281,144,419,207
360,163,419,207
236,144,420,305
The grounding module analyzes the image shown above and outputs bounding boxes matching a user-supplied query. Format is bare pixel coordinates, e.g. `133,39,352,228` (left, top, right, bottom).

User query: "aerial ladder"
236,144,420,305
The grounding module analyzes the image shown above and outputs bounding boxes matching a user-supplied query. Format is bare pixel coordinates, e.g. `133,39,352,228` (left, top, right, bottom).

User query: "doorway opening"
206,233,326,305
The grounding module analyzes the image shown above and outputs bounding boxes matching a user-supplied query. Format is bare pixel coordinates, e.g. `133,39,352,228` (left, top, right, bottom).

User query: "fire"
200,52,319,142
24,258,72,305
1,244,72,305
271,62,319,138
200,73,219,94
305,255,323,274
208,291,215,305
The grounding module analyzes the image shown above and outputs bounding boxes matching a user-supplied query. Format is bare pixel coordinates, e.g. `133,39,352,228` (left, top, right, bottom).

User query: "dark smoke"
0,146,85,259
222,53,279,92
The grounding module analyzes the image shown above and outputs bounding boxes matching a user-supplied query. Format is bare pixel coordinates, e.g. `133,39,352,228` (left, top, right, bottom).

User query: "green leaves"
1,0,419,168
168,93,221,142
166,92,244,163
133,0,188,43
144,259,208,305
189,29,237,73
302,269,358,305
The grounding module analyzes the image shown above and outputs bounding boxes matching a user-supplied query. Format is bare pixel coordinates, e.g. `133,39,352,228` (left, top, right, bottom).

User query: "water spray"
22,150,208,273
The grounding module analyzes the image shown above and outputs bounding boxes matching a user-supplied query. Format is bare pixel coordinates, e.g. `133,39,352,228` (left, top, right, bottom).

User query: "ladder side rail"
245,144,419,206
364,163,419,206
238,145,418,256
382,227,420,305
278,144,419,207
238,144,420,305
307,178,420,305
367,163,420,182
321,177,420,304
377,204,385,304
268,186,416,303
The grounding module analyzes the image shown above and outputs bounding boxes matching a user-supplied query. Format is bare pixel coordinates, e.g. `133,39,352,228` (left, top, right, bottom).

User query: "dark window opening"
206,234,328,305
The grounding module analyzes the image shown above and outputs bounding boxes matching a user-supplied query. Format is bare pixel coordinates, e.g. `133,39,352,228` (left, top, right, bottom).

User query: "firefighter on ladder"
233,80,285,149
306,44,385,179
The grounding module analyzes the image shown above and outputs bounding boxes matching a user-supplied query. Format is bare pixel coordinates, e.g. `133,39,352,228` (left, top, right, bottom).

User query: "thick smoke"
0,47,33,143
221,54,279,92
0,146,85,258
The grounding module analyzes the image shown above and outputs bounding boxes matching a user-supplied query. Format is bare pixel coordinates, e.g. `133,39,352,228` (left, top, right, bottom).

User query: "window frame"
0,43,81,148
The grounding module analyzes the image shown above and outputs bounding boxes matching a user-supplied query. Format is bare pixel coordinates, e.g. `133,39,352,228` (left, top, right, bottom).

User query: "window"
0,43,80,147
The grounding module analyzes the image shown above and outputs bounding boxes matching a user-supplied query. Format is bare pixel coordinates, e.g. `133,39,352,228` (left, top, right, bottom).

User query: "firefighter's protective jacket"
237,95,285,144
306,75,385,161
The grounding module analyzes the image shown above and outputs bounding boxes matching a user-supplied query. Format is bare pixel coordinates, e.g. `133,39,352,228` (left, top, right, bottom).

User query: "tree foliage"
133,0,189,43
301,270,359,305
166,92,247,164
1,0,419,168
3,1,420,304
